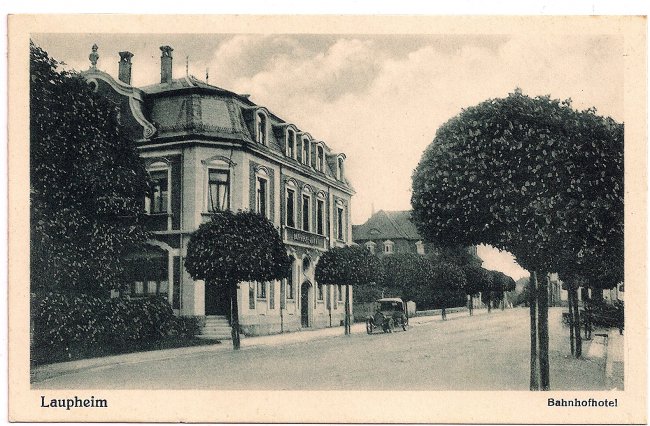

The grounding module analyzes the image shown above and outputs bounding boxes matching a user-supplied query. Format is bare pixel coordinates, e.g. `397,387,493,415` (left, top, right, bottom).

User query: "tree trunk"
529,271,539,391
487,292,492,313
502,291,506,310
568,284,575,356
571,285,582,358
537,272,550,391
344,284,351,335
468,294,473,316
230,281,241,350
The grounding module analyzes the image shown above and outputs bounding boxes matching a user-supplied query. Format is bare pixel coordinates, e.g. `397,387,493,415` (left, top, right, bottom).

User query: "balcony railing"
283,227,327,249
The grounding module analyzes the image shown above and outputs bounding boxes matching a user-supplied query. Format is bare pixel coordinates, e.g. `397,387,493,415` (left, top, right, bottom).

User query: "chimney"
160,45,174,84
118,51,134,85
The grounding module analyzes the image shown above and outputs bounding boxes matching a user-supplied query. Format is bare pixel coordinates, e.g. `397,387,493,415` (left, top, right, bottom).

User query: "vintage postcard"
8,14,647,423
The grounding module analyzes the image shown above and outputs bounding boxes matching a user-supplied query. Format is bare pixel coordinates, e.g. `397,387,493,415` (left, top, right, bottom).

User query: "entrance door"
205,282,230,317
300,282,310,327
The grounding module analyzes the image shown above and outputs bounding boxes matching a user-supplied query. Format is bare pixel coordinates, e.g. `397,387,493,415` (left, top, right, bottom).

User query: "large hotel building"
82,45,354,337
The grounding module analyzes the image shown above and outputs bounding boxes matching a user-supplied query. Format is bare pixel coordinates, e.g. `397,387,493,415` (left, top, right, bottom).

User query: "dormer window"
286,129,296,158
337,156,344,180
256,112,267,145
302,137,311,166
384,240,394,254
316,145,324,172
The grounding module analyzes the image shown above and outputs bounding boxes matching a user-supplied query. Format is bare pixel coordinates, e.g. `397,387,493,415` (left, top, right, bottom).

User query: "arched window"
317,282,324,301
316,144,325,172
316,192,326,235
286,128,296,158
337,156,344,180
256,112,267,145
302,186,312,232
384,240,394,254
302,256,311,274
285,179,297,228
255,167,270,218
302,137,311,166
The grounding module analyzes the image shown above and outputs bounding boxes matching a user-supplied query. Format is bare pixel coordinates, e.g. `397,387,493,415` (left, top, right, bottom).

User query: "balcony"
283,227,327,249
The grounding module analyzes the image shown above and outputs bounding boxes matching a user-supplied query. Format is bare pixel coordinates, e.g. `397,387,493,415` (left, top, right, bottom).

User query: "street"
33,307,608,390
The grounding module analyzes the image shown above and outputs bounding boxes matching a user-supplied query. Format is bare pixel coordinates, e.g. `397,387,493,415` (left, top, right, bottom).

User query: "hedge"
31,293,198,364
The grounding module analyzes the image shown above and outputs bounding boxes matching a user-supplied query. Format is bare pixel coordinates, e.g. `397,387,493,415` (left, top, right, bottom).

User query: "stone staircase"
199,315,232,340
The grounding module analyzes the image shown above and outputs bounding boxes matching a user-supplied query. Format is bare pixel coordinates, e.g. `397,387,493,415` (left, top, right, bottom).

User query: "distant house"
352,210,478,259
352,210,435,256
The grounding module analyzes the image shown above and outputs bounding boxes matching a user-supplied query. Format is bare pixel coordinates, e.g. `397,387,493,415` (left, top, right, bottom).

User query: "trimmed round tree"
30,42,151,296
427,262,467,319
185,211,291,349
462,265,492,315
379,253,429,306
411,90,623,390
315,245,383,335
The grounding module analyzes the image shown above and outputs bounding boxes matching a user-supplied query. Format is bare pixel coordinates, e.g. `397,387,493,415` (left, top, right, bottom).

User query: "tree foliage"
411,90,623,275
315,245,383,286
30,42,151,296
426,262,467,310
185,211,291,285
462,265,492,297
378,253,427,302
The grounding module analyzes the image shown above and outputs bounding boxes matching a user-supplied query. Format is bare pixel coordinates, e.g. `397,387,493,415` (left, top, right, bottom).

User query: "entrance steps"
199,315,232,340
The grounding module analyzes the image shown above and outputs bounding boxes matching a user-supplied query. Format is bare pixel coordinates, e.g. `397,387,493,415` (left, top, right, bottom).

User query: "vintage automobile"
366,297,409,334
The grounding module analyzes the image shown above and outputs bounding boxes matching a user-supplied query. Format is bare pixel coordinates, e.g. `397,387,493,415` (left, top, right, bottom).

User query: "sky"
31,32,624,281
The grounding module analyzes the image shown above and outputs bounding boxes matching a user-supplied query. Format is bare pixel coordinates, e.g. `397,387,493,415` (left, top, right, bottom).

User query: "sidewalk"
605,328,624,390
31,307,488,384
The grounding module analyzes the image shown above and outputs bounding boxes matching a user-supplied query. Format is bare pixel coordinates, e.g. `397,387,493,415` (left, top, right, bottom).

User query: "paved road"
33,308,606,390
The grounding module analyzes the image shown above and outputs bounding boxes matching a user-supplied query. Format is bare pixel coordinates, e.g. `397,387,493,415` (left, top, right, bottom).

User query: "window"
302,257,311,272
316,145,324,172
302,194,311,232
249,283,255,309
257,281,266,299
384,240,394,254
207,169,230,212
286,188,296,227
338,284,343,302
337,157,344,180
286,129,295,158
256,112,267,145
302,138,310,165
316,198,325,235
148,170,169,213
365,241,376,254
129,247,169,298
317,282,324,301
256,176,268,218
270,281,275,309
416,240,425,255
337,206,345,240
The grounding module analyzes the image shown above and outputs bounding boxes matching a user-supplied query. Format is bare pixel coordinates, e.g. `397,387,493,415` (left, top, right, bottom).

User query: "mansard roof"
81,65,351,188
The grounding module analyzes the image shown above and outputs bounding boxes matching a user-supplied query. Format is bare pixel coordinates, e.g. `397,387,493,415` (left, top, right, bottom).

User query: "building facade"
82,45,354,336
